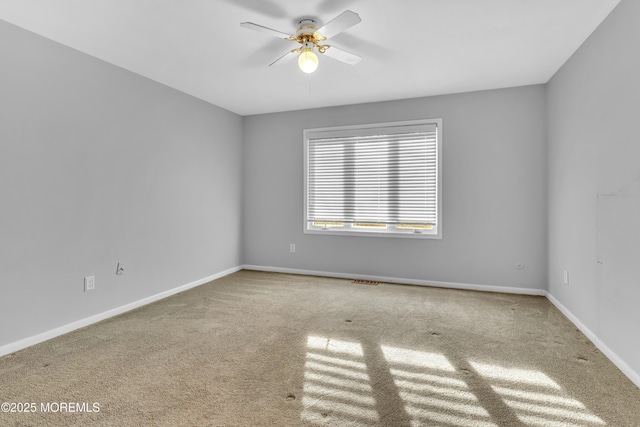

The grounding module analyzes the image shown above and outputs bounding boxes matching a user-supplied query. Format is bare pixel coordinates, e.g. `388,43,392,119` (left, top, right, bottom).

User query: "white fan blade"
322,45,361,65
240,22,293,39
269,50,297,67
317,10,361,39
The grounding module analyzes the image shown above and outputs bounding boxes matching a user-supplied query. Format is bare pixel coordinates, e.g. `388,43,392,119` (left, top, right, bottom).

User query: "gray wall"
0,20,243,347
243,86,547,290
547,0,640,378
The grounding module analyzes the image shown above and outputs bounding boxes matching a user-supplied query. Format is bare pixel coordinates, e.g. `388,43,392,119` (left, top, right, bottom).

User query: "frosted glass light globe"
298,48,318,73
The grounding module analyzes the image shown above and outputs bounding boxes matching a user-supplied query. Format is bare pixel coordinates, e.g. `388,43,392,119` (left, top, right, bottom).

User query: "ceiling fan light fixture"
298,48,318,73
241,10,362,72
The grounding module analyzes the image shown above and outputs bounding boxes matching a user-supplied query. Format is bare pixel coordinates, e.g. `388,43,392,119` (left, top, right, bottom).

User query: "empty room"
1,0,639,425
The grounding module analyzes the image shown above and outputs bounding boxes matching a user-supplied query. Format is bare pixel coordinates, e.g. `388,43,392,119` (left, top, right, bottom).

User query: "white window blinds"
305,120,440,237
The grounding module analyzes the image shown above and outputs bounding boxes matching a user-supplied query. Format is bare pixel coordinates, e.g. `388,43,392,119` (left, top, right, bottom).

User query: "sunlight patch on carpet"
470,361,605,426
381,345,496,427
301,335,378,425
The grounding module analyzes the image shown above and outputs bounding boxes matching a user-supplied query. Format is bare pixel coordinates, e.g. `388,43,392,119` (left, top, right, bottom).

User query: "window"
304,119,441,238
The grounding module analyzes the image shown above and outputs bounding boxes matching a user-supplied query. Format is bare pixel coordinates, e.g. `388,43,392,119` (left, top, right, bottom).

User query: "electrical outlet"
116,262,125,275
563,270,569,285
84,276,95,292
290,243,296,253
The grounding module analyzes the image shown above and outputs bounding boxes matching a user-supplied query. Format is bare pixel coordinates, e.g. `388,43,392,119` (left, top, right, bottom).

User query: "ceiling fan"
240,10,362,74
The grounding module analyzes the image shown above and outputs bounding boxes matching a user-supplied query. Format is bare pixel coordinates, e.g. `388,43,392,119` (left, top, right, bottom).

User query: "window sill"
304,228,442,239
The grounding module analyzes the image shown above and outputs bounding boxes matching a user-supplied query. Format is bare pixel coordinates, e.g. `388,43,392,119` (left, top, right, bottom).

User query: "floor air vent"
351,279,379,286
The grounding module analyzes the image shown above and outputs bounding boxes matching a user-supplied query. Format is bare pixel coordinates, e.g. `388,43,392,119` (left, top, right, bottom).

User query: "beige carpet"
1,270,639,426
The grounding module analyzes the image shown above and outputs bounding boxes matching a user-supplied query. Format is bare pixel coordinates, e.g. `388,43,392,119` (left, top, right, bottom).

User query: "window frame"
303,119,442,239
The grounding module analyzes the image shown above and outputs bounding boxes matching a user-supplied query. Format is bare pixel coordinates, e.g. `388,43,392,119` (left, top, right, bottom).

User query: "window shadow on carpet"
300,335,605,426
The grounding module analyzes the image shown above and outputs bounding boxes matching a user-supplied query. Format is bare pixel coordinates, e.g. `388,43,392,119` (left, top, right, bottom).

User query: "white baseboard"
241,264,547,296
0,266,242,358
546,292,640,389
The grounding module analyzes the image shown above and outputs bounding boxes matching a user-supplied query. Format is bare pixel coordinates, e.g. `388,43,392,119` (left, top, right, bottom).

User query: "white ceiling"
0,0,620,116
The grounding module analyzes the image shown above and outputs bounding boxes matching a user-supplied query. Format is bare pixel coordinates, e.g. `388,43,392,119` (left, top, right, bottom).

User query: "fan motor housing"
294,18,328,52
297,18,318,37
